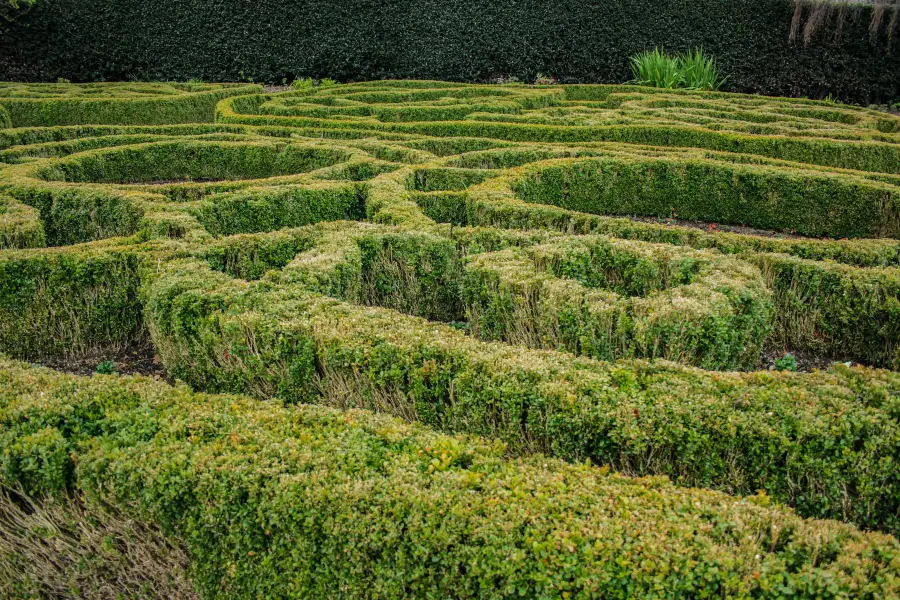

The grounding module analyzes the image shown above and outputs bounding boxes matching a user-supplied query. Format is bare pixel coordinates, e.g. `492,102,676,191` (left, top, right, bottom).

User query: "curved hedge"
463,171,900,368
462,235,773,369
136,224,900,535
3,82,900,588
1,0,899,104
0,194,43,249
0,82,263,126
2,360,900,599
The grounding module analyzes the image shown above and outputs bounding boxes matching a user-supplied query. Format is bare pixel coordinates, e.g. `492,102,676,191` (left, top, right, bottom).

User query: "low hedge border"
461,168,900,368
3,82,900,543
0,242,151,358
216,84,900,175
462,235,772,370
510,156,900,240
0,217,898,531
3,361,899,598
0,194,44,249
137,221,900,535
0,82,264,127
0,136,395,245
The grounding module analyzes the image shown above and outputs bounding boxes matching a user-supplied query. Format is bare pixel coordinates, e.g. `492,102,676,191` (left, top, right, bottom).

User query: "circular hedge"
2,80,900,598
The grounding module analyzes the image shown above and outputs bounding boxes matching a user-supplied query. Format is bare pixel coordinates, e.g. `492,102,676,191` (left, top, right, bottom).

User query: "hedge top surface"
0,81,264,126
217,83,900,173
463,234,774,369
2,359,900,599
3,81,900,551
0,81,260,99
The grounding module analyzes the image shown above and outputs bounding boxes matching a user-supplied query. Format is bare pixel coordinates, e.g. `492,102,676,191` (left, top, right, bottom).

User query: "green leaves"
2,361,899,599
630,48,683,89
629,48,726,91
676,48,727,91
0,81,899,595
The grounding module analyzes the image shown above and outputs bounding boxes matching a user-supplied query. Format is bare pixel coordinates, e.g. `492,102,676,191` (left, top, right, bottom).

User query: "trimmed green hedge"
0,194,44,249
0,82,263,126
195,184,366,237
462,235,772,370
34,139,350,183
0,244,146,358
464,172,900,368
2,360,899,599
0,136,381,244
513,157,900,239
3,81,900,554
216,83,900,173
2,0,900,104
750,252,900,369
140,223,900,535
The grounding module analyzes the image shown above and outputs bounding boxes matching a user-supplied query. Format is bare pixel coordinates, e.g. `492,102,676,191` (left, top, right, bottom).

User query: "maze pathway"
1,81,900,598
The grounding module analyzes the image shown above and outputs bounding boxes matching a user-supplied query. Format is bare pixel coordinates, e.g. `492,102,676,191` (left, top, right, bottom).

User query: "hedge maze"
2,81,900,598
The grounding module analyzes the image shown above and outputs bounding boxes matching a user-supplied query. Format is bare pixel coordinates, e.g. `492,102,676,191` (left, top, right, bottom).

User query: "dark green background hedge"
0,0,898,105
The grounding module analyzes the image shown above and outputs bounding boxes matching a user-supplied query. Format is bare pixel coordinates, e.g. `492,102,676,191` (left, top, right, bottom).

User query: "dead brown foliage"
0,487,198,600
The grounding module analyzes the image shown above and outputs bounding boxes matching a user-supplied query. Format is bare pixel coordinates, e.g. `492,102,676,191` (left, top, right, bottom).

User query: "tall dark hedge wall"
0,0,898,104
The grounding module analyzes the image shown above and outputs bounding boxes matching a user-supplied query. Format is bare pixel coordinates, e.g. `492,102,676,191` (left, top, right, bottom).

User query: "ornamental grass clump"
677,47,727,90
630,47,682,89
630,47,726,90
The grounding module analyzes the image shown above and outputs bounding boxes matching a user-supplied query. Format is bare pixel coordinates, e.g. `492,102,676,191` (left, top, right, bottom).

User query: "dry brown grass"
791,0,900,45
0,486,198,600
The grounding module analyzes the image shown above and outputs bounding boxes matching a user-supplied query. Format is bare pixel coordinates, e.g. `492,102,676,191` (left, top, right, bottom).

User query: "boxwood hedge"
1,360,899,599
2,82,900,592
0,82,263,126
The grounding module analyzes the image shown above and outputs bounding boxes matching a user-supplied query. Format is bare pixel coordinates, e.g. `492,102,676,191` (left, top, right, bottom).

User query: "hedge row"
0,123,253,150
3,215,899,533
0,194,44,249
462,235,772,370
0,136,384,245
3,0,900,103
3,82,900,545
749,252,900,368
0,82,263,126
512,156,900,240
463,171,900,368
216,85,900,175
0,243,147,358
3,361,899,598
137,222,900,535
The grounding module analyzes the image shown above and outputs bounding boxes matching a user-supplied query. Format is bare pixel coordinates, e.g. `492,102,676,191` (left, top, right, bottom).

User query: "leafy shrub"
1,360,898,599
774,352,798,371
140,223,900,535
292,77,337,91
0,0,35,30
2,0,900,104
3,80,900,561
291,77,314,91
95,359,116,374
462,235,773,369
